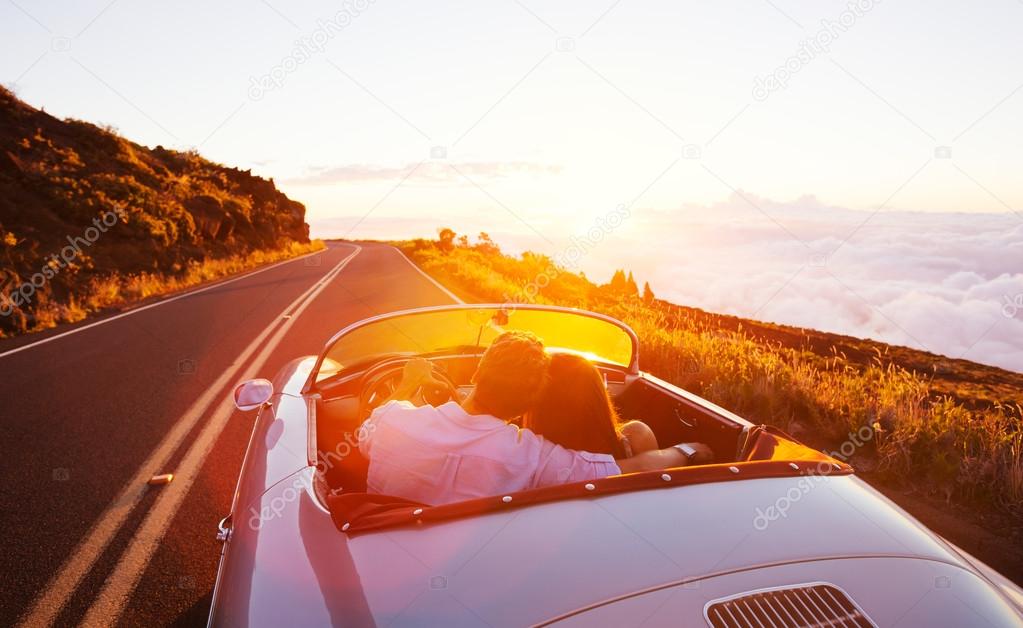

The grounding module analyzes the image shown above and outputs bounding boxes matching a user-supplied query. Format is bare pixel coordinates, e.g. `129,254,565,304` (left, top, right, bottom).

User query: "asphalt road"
0,241,456,627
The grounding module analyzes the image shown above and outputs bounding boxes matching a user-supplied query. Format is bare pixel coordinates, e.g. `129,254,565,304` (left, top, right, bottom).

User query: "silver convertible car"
208,304,1023,627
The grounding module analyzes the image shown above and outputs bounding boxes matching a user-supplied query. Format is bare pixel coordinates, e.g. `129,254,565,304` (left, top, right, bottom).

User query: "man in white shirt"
358,331,712,505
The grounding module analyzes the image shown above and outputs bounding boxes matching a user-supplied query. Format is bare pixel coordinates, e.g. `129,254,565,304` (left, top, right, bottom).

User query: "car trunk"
332,475,973,626
548,555,1023,627
214,467,1023,627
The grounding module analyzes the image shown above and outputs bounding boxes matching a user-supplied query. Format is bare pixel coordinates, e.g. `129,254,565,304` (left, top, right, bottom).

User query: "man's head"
471,331,548,420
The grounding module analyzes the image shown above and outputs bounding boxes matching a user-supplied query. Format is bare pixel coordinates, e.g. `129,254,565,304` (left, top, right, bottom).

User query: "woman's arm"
615,442,714,474
619,420,658,455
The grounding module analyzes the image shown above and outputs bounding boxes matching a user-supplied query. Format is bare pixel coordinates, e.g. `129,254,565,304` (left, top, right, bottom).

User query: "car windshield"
312,305,637,382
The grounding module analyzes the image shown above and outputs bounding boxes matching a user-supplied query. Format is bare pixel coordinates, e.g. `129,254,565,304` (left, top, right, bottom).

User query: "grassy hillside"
0,86,320,336
398,232,1023,521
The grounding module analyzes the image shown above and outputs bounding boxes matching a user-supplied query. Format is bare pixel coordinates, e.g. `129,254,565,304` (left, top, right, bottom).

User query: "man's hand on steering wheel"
388,358,457,406
400,357,433,385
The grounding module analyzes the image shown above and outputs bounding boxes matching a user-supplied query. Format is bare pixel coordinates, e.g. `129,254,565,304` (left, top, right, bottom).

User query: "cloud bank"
284,161,561,186
598,195,1023,373
308,194,1023,373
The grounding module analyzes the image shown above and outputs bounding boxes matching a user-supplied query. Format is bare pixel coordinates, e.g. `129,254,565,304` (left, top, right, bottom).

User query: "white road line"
18,245,361,628
0,247,328,360
391,246,464,303
81,244,362,627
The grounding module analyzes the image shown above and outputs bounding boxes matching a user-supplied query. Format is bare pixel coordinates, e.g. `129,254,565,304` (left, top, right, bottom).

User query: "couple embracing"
358,331,713,505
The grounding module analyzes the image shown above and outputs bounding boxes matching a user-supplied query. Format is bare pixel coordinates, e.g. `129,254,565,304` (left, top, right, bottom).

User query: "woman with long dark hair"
525,352,658,459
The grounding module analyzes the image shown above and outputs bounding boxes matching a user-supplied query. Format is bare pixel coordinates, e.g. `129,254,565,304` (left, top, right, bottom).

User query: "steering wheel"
358,360,458,420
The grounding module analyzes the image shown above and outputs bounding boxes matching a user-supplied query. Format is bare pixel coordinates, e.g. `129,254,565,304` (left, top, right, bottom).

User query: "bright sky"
4,1,1023,370
3,0,1021,239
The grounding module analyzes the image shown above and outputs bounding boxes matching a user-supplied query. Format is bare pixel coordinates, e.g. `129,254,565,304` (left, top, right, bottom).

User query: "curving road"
0,242,456,627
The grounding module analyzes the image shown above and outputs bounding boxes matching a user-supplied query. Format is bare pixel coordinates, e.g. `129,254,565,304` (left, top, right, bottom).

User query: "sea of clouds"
311,194,1023,373
593,195,1023,373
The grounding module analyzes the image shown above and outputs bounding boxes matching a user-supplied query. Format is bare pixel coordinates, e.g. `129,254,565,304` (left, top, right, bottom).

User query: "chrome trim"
674,406,696,428
703,581,877,628
216,515,232,543
302,304,641,393
305,394,318,467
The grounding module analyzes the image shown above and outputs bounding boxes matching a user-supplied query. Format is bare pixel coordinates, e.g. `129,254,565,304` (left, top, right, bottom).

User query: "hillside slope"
0,86,315,336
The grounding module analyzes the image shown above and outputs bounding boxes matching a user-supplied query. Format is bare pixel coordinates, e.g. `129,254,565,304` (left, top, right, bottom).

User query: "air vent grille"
705,582,876,628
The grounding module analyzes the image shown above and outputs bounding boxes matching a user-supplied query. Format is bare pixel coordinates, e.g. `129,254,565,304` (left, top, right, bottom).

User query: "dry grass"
399,237,1023,516
18,239,324,333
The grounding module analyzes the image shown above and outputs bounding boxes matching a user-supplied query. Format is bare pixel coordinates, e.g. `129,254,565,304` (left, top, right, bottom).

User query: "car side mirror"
234,379,273,411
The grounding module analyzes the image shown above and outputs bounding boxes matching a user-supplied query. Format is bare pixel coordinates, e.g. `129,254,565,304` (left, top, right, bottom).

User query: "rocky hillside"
0,86,312,335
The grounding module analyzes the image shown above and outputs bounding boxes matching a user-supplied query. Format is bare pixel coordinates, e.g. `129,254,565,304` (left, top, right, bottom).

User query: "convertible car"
208,304,1023,627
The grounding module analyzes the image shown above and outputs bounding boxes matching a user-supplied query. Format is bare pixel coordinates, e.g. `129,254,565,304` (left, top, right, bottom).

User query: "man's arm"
615,442,714,474
380,358,457,406
360,360,434,456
